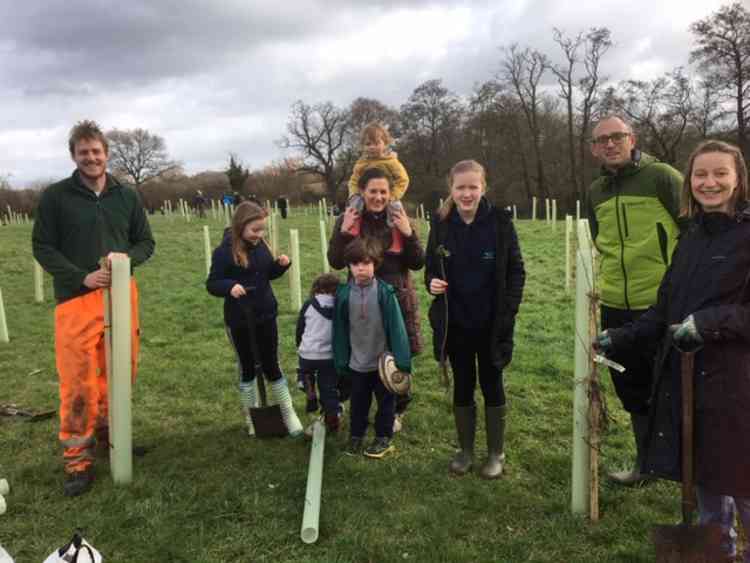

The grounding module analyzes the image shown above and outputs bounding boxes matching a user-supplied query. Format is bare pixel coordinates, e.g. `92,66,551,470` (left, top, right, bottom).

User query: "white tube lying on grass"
301,420,326,544
0,288,9,343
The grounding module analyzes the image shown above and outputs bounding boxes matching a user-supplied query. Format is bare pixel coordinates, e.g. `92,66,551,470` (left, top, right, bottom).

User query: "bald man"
586,115,682,486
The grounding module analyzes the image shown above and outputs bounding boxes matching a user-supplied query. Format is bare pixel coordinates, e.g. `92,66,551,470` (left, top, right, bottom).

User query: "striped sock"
269,378,303,437
239,380,258,436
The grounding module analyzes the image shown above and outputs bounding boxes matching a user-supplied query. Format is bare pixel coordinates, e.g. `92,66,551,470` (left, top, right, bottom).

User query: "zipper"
656,222,669,265
621,203,629,238
614,182,631,309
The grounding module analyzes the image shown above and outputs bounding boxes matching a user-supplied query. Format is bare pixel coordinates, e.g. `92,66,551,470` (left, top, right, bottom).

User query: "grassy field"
0,210,690,562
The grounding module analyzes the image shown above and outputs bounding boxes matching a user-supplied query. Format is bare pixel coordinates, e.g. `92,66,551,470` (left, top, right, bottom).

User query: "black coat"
424,200,525,370
206,230,290,328
610,206,750,496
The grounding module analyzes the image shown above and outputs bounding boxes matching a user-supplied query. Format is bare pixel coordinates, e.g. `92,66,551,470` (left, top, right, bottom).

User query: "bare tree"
577,27,612,190
551,28,585,201
500,44,550,198
279,100,352,202
691,77,731,139
610,68,695,164
399,79,463,181
106,128,180,196
690,2,750,156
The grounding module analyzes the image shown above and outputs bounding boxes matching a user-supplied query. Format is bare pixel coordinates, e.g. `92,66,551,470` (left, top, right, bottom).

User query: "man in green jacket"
32,120,155,496
586,115,682,486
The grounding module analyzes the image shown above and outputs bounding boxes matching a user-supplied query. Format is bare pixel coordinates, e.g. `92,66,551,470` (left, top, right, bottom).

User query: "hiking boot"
325,412,342,433
63,468,95,497
345,437,364,456
364,437,395,459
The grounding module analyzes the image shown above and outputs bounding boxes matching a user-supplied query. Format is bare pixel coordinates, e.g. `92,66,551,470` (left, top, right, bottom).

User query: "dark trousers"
226,319,282,382
349,369,395,439
600,305,653,414
298,357,340,416
447,324,505,407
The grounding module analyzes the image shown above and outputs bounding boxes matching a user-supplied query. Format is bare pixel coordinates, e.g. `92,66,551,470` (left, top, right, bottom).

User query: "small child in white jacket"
296,273,343,433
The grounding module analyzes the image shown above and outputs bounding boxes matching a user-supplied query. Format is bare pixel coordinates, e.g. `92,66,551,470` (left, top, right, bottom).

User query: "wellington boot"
449,405,476,476
608,412,654,487
269,378,304,437
479,405,506,480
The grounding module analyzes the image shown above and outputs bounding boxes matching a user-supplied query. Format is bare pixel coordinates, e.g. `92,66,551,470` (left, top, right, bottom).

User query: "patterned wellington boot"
269,378,304,437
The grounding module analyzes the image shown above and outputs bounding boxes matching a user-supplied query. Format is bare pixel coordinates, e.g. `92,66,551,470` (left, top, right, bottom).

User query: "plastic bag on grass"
43,533,102,563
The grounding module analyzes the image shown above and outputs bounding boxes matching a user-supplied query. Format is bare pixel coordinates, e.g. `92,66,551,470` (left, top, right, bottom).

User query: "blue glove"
671,314,703,351
592,330,613,355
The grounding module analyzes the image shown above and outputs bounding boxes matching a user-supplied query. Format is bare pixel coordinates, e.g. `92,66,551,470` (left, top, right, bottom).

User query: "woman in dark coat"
328,167,424,431
596,140,750,562
424,159,525,479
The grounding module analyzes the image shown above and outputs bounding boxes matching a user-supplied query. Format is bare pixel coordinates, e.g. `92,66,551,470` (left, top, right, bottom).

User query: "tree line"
2,3,747,217
280,2,749,213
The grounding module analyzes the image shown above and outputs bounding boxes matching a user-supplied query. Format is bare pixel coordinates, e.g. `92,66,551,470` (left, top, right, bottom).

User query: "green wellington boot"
608,412,655,486
479,405,506,480
449,405,476,476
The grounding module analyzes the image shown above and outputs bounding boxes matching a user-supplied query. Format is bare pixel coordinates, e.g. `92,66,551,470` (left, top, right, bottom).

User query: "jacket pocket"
656,222,669,265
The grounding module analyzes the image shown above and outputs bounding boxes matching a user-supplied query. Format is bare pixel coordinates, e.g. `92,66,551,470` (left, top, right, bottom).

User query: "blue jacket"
206,230,289,327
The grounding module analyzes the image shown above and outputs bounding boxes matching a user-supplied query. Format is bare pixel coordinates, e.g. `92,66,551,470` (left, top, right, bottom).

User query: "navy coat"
610,206,750,496
206,230,290,328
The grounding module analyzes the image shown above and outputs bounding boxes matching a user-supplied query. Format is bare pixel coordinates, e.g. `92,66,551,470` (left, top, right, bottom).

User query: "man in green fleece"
32,120,155,496
586,115,682,486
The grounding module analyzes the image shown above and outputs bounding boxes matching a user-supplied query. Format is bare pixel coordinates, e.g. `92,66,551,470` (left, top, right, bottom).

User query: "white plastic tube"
301,421,326,544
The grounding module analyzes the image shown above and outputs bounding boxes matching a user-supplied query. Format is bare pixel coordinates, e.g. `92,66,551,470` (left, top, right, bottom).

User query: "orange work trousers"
54,280,140,473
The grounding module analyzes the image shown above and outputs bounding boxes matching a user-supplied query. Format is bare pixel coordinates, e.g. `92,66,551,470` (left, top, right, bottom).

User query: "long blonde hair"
437,160,488,221
231,202,269,268
681,140,748,218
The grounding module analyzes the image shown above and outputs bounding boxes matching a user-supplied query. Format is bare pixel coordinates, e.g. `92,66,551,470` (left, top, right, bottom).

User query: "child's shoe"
344,194,364,236
345,436,364,456
324,412,342,433
385,200,405,254
364,437,395,459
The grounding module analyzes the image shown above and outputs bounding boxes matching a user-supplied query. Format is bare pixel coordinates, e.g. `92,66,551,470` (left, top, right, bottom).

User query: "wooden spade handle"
681,350,696,525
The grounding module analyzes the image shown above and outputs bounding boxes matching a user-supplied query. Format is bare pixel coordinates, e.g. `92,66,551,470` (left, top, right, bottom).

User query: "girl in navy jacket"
206,202,303,437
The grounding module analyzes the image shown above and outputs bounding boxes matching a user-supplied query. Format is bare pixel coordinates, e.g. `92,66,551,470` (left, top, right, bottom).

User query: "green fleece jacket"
32,171,155,303
586,152,682,310
332,279,411,376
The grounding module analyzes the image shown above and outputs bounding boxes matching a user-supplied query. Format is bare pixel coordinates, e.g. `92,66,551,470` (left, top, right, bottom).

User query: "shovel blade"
652,523,723,563
250,405,288,438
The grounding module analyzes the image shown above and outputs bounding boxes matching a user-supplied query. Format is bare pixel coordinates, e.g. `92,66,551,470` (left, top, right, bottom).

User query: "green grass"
1,211,684,562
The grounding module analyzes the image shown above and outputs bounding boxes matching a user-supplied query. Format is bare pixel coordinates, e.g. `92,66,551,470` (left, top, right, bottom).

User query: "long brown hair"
231,202,269,268
681,140,748,217
437,160,487,221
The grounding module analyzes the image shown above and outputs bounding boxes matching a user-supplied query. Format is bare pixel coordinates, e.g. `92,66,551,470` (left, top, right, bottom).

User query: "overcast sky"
0,0,730,187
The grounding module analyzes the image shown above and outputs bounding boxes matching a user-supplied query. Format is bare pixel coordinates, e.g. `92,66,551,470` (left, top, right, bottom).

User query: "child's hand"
277,255,290,267
430,278,448,295
341,207,360,233
391,205,412,236
230,284,247,298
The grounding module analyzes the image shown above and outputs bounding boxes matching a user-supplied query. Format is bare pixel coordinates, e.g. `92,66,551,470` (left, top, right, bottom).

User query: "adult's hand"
230,284,247,299
83,267,111,289
340,207,360,234
391,205,412,237
592,330,613,355
277,254,290,267
430,278,448,295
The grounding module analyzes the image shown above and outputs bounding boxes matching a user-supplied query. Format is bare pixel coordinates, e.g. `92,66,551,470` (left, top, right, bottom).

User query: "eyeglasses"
591,132,631,146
